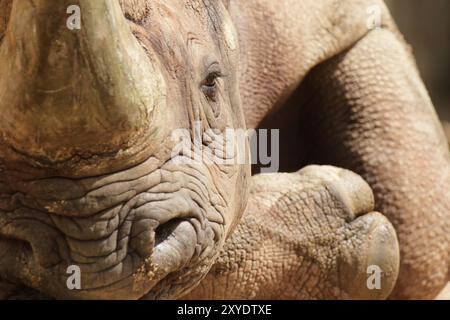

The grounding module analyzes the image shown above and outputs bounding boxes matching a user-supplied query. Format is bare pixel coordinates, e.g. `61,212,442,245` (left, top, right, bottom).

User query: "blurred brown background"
385,0,450,141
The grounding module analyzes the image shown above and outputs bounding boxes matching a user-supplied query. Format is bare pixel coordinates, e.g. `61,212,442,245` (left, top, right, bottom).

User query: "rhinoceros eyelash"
203,71,228,84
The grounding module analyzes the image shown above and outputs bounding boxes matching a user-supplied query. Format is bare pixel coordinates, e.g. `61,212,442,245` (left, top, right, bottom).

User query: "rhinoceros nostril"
0,236,33,280
0,235,31,248
129,218,190,259
150,219,197,273
154,219,186,247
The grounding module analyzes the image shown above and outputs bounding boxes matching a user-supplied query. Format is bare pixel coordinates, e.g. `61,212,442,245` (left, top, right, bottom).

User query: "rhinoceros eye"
201,71,222,102
201,62,228,122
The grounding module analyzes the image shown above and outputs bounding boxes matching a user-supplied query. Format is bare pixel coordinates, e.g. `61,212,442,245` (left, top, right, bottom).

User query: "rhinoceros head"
0,0,250,299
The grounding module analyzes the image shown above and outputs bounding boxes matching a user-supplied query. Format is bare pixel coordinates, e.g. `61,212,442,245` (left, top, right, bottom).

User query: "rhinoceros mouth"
0,219,204,300
0,202,219,299
0,154,226,299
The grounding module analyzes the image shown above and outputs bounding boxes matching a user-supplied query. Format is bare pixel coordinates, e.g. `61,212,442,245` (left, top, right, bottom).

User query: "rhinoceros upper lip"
0,215,203,299
0,161,213,298
129,216,202,300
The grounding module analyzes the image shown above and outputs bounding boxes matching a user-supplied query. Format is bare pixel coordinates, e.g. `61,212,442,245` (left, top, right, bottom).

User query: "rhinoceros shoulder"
229,0,397,128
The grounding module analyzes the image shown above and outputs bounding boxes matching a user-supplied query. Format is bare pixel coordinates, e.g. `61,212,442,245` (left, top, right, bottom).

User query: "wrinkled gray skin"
0,0,448,300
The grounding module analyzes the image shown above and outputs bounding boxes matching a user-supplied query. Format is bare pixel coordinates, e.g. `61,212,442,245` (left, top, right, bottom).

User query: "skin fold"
0,0,448,300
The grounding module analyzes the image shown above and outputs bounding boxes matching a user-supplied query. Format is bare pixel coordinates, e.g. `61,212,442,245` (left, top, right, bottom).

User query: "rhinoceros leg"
184,166,399,299
295,29,450,299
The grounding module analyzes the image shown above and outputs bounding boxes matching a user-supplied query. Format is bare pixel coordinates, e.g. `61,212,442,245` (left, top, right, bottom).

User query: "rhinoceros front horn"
0,0,164,170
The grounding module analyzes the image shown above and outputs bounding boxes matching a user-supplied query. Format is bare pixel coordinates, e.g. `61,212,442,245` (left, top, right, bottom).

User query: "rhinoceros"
0,0,449,300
